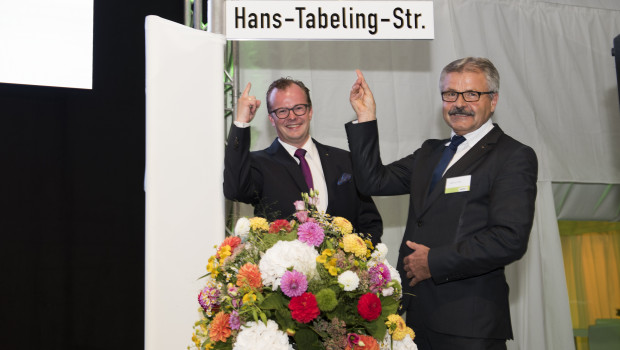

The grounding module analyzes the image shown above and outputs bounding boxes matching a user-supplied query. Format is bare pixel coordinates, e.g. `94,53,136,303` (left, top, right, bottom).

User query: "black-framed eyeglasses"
269,104,310,119
441,91,495,102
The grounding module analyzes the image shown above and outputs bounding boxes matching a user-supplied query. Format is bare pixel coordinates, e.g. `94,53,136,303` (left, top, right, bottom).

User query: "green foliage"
260,292,288,311
294,327,323,350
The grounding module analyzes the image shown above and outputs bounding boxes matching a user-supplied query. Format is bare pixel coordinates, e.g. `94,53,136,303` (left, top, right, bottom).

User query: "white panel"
0,0,93,89
145,16,225,350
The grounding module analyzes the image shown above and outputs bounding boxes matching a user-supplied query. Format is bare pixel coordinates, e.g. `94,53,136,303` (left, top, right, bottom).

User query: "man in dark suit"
346,58,538,349
224,77,383,244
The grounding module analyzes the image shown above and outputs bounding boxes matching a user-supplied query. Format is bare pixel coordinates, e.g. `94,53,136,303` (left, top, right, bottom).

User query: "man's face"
268,84,313,148
441,71,498,136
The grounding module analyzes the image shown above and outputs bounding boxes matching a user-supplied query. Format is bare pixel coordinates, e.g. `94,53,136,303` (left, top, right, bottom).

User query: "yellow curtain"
559,221,620,350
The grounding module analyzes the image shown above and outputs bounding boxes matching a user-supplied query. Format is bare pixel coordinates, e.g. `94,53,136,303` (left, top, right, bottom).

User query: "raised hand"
237,82,261,123
349,69,377,123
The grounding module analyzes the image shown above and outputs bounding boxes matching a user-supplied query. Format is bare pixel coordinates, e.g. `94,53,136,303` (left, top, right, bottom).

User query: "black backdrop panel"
0,1,183,349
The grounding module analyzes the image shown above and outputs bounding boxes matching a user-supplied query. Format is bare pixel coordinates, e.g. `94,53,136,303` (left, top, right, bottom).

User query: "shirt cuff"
233,121,251,128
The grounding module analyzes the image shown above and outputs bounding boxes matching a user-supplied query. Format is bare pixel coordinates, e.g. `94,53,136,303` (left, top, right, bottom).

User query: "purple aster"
229,310,241,330
369,263,391,293
297,222,324,246
198,286,220,314
280,270,308,298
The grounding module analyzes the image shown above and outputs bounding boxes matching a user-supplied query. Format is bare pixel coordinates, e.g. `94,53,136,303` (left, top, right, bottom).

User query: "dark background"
1,1,183,348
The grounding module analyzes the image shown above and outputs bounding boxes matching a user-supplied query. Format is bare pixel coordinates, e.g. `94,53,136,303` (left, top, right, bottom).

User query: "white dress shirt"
445,119,495,174
279,137,328,212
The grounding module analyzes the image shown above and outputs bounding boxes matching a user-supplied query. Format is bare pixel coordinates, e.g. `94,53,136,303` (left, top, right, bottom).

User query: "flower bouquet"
190,192,417,350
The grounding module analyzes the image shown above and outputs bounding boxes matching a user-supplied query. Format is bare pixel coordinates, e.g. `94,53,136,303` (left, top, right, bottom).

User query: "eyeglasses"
441,91,495,102
269,104,310,119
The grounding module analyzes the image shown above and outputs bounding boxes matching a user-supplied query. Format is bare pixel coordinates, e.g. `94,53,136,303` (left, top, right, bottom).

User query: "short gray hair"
439,57,500,93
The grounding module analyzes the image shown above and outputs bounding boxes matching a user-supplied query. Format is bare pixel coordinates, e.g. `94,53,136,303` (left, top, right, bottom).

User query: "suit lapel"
423,125,504,211
415,140,446,213
265,139,308,192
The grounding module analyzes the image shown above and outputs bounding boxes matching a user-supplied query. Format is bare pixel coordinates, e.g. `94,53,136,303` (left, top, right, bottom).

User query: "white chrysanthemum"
338,270,360,291
234,217,251,241
386,260,401,285
371,243,389,263
379,333,418,350
259,240,318,290
233,320,293,350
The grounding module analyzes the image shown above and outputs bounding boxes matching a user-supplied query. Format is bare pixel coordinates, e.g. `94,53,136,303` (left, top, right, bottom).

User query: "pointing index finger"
241,82,252,97
355,69,365,81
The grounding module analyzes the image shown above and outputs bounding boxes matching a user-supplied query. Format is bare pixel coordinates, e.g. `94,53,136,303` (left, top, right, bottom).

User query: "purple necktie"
294,148,314,190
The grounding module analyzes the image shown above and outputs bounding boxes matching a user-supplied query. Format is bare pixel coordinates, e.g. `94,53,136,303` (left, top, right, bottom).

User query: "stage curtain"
560,221,620,350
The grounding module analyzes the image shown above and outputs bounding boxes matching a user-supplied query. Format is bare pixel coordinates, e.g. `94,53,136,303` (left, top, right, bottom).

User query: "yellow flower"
218,245,232,260
191,332,200,347
242,292,257,304
328,265,339,276
249,217,269,231
332,217,353,235
317,249,334,264
206,256,220,277
386,314,415,341
343,234,367,258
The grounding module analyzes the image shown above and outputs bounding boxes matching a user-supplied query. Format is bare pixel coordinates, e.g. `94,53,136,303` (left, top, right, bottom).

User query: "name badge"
445,175,471,193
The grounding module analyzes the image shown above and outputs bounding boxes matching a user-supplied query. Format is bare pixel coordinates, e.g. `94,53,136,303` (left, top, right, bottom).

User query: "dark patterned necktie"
428,135,466,194
294,148,314,190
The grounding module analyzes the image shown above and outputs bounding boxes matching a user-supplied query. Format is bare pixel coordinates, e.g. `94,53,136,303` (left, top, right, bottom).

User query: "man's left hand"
402,241,431,287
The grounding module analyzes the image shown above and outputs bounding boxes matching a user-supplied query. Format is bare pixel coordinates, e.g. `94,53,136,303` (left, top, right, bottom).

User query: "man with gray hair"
346,57,538,349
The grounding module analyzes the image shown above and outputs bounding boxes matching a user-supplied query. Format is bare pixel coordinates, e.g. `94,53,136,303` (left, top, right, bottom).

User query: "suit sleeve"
354,190,384,246
428,144,538,283
223,124,263,205
345,120,414,196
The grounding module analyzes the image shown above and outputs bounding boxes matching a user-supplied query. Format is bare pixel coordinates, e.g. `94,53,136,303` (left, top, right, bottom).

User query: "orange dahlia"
209,311,231,342
344,334,379,350
236,262,262,289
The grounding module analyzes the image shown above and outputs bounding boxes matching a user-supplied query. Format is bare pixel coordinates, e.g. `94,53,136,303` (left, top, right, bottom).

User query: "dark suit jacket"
345,121,537,340
223,124,383,244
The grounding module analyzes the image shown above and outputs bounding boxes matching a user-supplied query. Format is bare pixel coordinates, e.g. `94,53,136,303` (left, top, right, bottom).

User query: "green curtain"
559,221,620,350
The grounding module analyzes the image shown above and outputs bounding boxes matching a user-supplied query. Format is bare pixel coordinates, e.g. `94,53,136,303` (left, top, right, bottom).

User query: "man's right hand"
349,69,377,123
237,82,261,123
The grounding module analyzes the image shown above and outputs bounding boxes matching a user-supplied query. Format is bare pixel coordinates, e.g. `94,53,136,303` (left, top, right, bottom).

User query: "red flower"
288,292,320,323
269,219,292,233
216,236,241,258
357,293,382,321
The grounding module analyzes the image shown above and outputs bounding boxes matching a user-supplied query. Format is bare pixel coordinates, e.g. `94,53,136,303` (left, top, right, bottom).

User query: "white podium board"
145,15,226,350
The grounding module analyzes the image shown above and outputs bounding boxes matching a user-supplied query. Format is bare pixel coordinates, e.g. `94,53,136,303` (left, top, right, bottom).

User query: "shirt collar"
278,137,318,160
449,119,494,146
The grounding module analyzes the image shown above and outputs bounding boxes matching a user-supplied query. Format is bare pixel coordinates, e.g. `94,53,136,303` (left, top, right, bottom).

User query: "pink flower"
369,263,391,293
294,200,306,211
280,270,308,297
297,222,325,247
295,210,309,223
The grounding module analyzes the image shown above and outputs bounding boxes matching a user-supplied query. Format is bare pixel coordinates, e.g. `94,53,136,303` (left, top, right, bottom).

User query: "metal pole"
209,0,224,34
184,0,192,27
193,0,203,30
